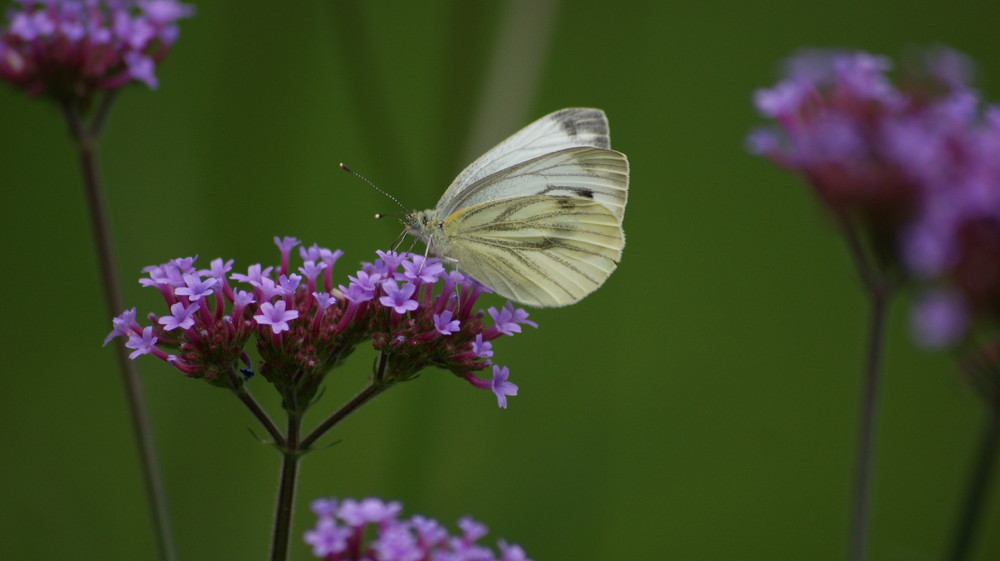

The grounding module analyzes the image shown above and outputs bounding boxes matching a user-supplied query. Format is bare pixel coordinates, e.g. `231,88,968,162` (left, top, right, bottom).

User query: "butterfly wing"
439,146,628,221
438,108,613,209
441,194,625,307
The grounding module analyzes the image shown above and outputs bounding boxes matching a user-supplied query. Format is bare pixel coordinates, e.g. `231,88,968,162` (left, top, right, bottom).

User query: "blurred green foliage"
0,1,998,559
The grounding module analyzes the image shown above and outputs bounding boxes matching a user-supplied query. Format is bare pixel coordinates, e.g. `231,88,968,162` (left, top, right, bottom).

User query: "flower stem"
231,380,285,446
62,101,176,561
270,412,303,561
89,90,118,138
841,218,890,561
946,406,1000,561
300,382,387,450
848,283,888,561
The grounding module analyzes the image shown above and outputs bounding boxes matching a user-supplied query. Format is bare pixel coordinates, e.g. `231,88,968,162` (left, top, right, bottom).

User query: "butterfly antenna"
340,163,409,213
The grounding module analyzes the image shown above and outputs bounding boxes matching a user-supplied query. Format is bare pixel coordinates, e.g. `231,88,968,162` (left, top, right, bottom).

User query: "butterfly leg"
390,228,409,252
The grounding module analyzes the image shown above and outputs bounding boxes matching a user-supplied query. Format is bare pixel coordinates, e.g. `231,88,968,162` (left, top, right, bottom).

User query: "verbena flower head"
750,47,1000,341
105,237,538,410
752,46,1000,395
748,46,976,264
303,497,532,561
0,0,193,105
902,105,1000,349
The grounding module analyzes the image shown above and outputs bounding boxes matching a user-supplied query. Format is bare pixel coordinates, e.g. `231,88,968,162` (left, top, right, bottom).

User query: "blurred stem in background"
0,3,194,558
62,95,177,561
947,409,998,561
840,218,891,561
948,352,1000,561
461,0,559,164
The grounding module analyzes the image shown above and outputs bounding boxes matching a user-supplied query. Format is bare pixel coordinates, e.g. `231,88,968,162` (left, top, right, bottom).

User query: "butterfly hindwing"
441,195,624,307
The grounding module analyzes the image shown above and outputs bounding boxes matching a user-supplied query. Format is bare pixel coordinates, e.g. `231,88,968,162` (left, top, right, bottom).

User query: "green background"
1,1,998,559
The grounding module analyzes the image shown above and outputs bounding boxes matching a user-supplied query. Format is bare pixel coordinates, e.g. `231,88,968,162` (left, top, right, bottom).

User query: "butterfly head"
402,209,444,247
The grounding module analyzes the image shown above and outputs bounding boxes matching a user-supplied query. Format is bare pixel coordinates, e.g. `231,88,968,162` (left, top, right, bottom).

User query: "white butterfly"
404,108,629,308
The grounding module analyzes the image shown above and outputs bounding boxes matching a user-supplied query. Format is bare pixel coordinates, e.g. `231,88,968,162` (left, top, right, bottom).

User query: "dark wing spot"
557,113,580,137
556,197,577,210
543,185,595,199
554,109,610,147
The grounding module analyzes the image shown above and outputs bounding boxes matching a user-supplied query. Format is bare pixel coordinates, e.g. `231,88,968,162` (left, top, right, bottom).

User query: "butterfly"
403,107,629,308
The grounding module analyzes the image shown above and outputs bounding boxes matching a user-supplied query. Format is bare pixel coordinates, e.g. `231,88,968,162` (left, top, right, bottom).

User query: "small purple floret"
125,326,158,359
380,280,419,314
433,310,460,335
303,517,350,558
374,250,406,273
158,301,199,331
488,303,538,336
339,497,403,527
313,292,336,310
402,255,445,284
471,334,493,359
254,301,299,334
490,365,518,409
278,273,302,296
175,273,217,301
104,307,138,345
911,291,969,349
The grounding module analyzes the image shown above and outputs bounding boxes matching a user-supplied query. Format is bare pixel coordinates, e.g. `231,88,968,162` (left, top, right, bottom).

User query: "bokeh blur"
1,1,998,559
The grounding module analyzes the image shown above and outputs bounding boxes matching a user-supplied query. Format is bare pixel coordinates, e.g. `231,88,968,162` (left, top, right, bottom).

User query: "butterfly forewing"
441,195,624,307
439,108,612,208
439,146,629,220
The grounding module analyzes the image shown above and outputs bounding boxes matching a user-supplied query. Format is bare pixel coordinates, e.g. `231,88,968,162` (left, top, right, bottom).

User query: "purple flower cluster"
902,104,1000,348
303,497,531,561
750,47,1000,348
105,237,537,409
748,50,940,239
0,0,193,102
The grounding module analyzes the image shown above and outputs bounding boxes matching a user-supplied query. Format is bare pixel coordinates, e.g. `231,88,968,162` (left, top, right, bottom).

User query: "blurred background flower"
303,497,530,561
0,0,192,105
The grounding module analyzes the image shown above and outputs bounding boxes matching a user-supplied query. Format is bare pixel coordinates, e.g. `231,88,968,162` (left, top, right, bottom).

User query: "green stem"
300,352,394,451
848,283,889,561
88,90,118,138
62,101,176,561
270,412,302,561
300,382,387,451
946,407,1000,561
231,381,285,446
841,219,889,561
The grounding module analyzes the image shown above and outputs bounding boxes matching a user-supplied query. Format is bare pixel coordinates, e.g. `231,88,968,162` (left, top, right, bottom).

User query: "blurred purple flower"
0,0,193,104
751,46,1000,348
303,497,532,561
748,49,939,241
910,290,968,349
